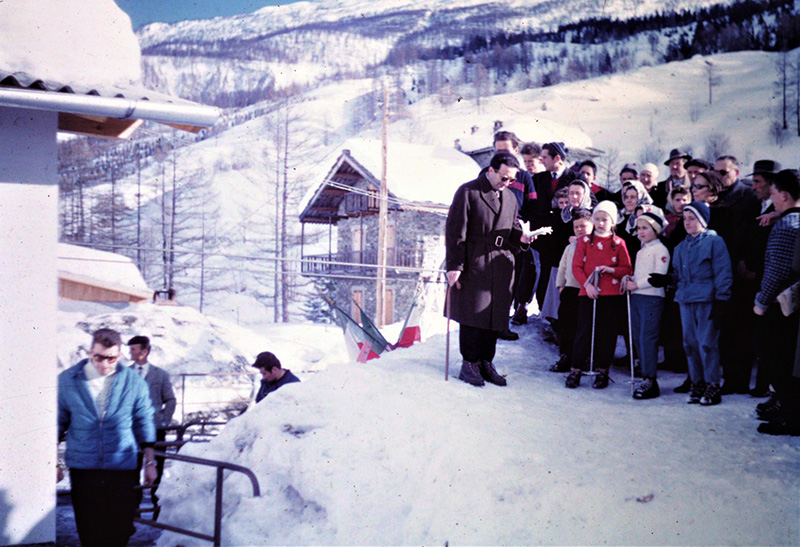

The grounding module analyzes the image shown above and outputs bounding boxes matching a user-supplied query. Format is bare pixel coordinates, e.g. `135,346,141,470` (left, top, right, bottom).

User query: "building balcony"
301,247,420,276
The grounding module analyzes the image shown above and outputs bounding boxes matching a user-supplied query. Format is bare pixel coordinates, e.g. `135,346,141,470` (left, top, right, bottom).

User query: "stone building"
299,138,479,324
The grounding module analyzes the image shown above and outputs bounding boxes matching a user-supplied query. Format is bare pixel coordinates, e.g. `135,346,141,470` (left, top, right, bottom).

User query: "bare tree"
775,50,790,130
598,148,620,193
704,60,720,105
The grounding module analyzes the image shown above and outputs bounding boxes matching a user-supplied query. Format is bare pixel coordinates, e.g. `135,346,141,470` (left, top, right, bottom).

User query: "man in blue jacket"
58,328,156,547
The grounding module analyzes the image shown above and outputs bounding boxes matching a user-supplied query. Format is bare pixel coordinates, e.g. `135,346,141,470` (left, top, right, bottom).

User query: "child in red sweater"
566,201,633,389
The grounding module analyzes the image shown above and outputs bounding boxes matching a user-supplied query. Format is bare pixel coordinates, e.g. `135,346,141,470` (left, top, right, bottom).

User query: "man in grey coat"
446,151,531,387
128,335,177,516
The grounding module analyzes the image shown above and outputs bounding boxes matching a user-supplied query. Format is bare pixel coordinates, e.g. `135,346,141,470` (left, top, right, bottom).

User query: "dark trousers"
70,468,140,547
761,305,800,421
535,256,555,311
136,429,167,508
459,324,499,363
659,291,687,371
720,279,757,389
571,295,624,371
558,287,580,358
513,248,536,310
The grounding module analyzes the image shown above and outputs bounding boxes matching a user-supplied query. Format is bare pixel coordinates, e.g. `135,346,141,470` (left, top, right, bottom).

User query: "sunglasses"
92,354,120,363
691,184,709,190
716,169,729,176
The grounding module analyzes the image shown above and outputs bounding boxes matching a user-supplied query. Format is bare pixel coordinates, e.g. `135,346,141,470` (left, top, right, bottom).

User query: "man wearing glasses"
446,151,532,387
58,328,156,546
713,155,761,395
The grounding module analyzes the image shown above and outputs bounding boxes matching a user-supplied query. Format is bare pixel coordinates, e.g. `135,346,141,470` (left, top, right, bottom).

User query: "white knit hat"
641,162,659,179
593,200,619,225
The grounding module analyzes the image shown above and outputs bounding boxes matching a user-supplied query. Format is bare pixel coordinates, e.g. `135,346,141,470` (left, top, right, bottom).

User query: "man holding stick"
445,151,533,387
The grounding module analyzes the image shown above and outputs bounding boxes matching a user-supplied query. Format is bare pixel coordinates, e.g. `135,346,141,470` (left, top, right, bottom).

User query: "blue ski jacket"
58,360,155,470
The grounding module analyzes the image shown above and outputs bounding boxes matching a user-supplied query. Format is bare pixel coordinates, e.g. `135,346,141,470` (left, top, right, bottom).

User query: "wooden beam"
58,112,143,139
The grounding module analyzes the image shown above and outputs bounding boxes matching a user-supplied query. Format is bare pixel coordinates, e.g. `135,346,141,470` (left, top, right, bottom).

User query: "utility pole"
376,80,389,327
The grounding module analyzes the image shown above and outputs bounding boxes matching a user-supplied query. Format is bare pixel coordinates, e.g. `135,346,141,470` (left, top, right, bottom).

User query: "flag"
325,296,382,362
352,300,391,354
395,289,422,348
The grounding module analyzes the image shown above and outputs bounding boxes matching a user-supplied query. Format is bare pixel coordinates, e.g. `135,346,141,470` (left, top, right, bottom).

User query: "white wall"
0,107,58,545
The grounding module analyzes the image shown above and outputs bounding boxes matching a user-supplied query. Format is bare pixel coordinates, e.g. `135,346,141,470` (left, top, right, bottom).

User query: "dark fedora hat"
664,148,692,166
747,159,782,177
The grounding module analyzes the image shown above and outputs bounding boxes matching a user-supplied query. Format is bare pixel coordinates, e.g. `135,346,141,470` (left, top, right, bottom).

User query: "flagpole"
376,79,389,327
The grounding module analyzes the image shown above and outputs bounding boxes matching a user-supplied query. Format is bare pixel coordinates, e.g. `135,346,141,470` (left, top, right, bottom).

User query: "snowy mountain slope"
137,0,733,48
71,48,800,326
135,0,762,104
153,313,800,546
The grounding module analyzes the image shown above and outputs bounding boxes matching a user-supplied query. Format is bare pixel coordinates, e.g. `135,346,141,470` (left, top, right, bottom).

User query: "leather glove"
648,273,673,288
710,300,726,329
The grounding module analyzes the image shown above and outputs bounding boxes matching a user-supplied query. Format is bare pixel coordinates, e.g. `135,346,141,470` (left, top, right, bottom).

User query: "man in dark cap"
685,158,713,185
252,352,300,402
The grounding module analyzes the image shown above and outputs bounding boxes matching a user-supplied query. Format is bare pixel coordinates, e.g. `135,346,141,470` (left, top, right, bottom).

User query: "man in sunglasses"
446,151,532,387
58,328,156,546
713,155,761,395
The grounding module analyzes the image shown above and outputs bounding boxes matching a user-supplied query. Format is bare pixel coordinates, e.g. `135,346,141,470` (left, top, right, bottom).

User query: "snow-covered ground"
94,305,796,546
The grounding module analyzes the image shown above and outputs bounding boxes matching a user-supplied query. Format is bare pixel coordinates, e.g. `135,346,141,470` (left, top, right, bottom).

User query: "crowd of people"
445,131,800,438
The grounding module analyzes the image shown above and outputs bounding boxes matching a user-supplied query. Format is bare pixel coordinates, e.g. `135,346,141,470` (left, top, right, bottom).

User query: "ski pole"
586,269,601,377
445,282,453,381
621,275,636,395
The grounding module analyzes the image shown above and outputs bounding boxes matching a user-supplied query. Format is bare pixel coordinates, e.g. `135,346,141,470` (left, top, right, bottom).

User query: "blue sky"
115,0,307,29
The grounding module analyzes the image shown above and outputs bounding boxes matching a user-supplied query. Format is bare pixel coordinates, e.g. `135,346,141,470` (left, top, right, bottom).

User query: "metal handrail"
134,450,260,547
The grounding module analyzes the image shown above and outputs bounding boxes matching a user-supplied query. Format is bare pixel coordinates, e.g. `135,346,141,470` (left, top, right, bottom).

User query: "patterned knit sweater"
755,207,800,310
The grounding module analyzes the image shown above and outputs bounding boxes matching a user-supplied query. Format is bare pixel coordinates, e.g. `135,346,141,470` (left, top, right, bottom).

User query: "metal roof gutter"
0,86,219,130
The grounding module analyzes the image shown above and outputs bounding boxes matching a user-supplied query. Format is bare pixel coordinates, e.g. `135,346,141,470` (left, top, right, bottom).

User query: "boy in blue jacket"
650,201,732,405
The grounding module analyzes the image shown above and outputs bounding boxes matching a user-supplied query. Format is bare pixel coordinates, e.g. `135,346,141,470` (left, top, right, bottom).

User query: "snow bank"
154,314,800,546
0,0,141,86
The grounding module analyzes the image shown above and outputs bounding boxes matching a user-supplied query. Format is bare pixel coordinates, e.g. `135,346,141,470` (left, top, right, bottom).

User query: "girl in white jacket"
623,210,670,399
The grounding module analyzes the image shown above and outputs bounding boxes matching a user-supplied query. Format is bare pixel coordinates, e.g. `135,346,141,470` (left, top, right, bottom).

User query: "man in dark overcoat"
530,142,577,310
445,151,531,387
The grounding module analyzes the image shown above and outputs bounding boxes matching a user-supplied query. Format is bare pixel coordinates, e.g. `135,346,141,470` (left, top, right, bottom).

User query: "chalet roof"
0,71,219,138
57,243,152,300
299,138,480,224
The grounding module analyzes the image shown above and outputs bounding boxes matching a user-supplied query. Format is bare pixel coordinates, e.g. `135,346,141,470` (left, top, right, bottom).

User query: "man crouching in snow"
445,151,532,387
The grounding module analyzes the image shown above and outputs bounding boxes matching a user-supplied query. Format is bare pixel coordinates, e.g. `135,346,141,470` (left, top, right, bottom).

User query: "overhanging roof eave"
0,86,219,132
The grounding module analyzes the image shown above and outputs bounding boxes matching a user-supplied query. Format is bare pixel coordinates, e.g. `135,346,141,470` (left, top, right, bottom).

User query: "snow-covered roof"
0,0,218,137
299,138,480,223
57,243,152,300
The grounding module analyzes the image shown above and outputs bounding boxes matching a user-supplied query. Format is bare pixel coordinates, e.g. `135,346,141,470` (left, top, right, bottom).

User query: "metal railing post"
214,467,224,547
